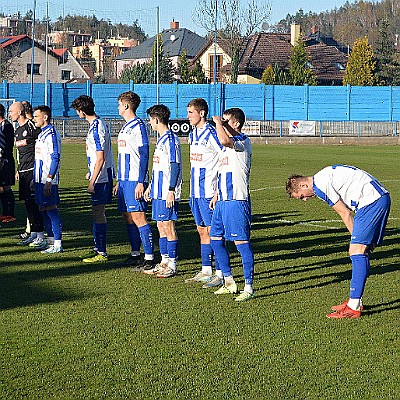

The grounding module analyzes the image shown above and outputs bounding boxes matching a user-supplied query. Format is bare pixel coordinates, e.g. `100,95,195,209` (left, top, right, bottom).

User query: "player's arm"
332,199,354,234
212,116,234,148
166,161,180,208
44,134,61,197
136,144,149,199
88,150,104,193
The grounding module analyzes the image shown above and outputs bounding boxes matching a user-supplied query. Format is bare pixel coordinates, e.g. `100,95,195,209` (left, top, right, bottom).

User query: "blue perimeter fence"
2,81,400,122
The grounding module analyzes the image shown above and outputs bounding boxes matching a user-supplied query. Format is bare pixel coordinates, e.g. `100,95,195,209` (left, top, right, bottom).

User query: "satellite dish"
262,22,269,32
170,34,176,42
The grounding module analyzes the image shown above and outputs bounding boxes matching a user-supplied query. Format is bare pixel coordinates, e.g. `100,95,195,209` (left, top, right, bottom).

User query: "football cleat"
41,245,63,254
235,291,255,302
0,215,16,223
17,236,36,246
326,305,361,319
156,266,176,278
29,238,49,250
214,283,238,295
184,271,212,283
143,262,167,275
202,275,223,288
82,253,108,263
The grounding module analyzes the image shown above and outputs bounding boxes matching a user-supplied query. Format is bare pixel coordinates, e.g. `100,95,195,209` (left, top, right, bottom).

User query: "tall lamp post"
30,0,37,104
213,0,218,115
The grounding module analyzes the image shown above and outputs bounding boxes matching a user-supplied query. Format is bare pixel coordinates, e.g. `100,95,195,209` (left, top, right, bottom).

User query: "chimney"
291,23,301,46
170,20,179,29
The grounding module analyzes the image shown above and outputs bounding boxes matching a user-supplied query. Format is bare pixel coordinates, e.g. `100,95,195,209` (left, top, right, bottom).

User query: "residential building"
0,35,90,83
192,25,348,85
0,15,32,36
115,20,206,79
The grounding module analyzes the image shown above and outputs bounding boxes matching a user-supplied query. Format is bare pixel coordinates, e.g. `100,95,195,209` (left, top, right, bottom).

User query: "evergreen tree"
261,65,275,84
375,19,400,85
150,35,174,84
119,63,152,84
190,60,207,83
343,36,377,86
288,39,317,85
177,50,192,83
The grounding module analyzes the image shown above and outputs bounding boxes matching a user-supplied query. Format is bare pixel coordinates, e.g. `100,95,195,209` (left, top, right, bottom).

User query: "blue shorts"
91,181,113,206
152,199,179,221
189,197,213,227
117,180,148,213
210,200,252,241
351,193,391,246
34,183,60,207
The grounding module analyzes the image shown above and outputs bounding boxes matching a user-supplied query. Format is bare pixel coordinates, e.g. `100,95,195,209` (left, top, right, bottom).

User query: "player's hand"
85,172,90,180
144,187,151,202
166,191,175,208
212,116,223,125
209,193,218,210
87,182,95,194
135,182,144,200
113,183,119,197
15,171,19,181
44,181,52,197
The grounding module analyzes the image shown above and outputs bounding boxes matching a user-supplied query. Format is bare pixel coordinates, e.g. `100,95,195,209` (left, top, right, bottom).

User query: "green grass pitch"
0,143,399,399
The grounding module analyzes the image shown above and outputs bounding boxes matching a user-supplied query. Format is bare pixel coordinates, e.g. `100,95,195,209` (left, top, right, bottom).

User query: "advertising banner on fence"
289,121,316,136
242,120,261,136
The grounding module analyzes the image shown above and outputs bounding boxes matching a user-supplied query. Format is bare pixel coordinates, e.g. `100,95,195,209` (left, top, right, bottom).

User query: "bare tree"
194,0,271,83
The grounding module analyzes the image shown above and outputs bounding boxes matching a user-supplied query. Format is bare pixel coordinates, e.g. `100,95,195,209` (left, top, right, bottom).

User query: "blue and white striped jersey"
117,117,149,183
150,130,182,201
34,124,61,185
86,118,115,183
189,122,223,198
313,165,389,211
217,133,252,201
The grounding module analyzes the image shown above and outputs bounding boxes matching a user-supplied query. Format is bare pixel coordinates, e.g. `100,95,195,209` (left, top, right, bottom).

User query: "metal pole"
44,1,49,105
30,0,37,104
213,0,218,114
156,6,160,104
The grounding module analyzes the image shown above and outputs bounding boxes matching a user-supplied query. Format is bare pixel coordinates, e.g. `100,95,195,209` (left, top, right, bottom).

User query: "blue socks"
167,239,178,260
126,223,141,253
94,222,107,254
201,243,212,268
138,224,154,256
236,242,254,286
210,239,231,277
350,254,370,299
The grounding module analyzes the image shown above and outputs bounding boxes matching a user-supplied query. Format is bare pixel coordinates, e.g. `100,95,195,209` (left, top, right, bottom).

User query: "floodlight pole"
213,0,218,115
44,1,49,105
30,0,37,105
156,6,160,104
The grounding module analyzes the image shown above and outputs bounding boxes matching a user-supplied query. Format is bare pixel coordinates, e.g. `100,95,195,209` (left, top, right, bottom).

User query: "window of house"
27,64,40,75
334,62,345,70
61,70,71,80
209,54,223,82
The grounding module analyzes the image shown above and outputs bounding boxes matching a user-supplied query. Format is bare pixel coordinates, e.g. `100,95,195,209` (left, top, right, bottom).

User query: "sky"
1,1,356,37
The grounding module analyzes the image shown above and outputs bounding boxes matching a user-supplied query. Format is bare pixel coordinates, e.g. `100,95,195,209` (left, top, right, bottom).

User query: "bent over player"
286,165,391,319
210,108,255,301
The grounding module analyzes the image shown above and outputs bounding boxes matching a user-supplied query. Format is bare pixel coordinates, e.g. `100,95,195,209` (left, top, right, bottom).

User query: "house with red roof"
0,35,90,83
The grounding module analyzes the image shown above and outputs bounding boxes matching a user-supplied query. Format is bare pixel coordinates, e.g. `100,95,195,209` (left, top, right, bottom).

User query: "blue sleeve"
138,144,149,183
169,162,181,190
49,133,61,176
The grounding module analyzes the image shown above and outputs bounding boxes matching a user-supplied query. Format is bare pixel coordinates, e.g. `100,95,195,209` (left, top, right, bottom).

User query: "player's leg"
328,194,390,318
130,211,154,266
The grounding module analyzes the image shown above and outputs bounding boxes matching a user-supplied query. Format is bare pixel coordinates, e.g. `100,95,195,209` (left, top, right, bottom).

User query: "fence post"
319,121,323,137
2,79,9,99
129,80,134,92
390,86,393,122
304,84,309,120
175,81,179,118
86,80,92,97
347,84,351,121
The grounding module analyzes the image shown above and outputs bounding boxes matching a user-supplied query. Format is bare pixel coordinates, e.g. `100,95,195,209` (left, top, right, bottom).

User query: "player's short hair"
146,104,171,125
223,108,246,130
34,105,52,121
118,91,141,112
286,175,307,198
21,100,33,116
187,98,208,116
71,95,95,115
0,104,5,118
